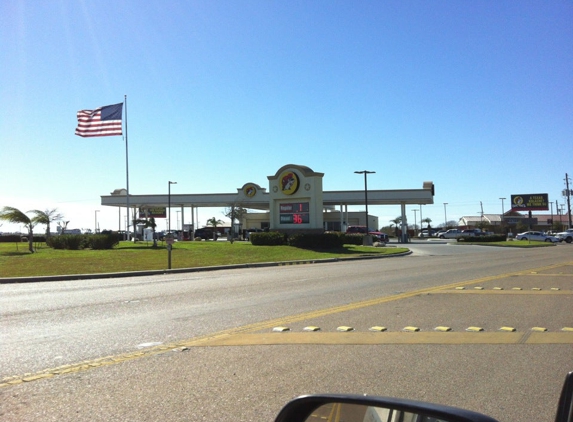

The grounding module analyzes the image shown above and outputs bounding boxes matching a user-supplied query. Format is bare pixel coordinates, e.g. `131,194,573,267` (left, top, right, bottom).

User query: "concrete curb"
0,250,412,284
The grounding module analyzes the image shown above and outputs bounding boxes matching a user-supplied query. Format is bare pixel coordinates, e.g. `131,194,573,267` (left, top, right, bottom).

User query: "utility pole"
565,173,572,228
499,198,506,234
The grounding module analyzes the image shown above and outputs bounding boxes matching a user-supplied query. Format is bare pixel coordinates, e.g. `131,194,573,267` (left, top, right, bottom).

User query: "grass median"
0,241,409,278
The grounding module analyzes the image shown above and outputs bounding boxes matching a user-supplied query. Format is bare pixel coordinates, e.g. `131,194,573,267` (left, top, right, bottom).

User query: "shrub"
341,233,365,245
86,234,119,250
0,235,22,243
250,231,286,246
287,232,344,249
101,230,125,242
48,235,85,250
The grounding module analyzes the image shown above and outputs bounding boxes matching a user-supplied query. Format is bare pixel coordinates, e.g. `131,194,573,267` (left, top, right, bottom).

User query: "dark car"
346,226,388,242
346,225,369,234
194,228,217,240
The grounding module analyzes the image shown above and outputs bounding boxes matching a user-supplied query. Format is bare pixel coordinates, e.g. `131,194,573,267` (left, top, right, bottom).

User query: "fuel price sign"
279,202,310,224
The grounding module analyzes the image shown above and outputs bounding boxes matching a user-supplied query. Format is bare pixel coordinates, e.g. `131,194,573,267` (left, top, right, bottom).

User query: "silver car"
555,229,573,243
515,231,560,243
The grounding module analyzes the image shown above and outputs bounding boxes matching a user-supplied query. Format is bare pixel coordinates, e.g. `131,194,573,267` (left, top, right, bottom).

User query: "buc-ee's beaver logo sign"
279,171,299,195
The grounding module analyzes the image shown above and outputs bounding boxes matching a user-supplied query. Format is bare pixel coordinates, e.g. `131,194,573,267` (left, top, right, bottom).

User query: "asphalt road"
1,242,572,421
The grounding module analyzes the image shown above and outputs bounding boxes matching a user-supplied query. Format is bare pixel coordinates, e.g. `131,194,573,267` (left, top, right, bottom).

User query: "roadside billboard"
139,207,167,219
510,194,549,212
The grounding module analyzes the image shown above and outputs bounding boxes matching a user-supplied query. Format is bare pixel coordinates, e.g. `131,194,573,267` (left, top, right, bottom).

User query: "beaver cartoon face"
279,171,299,195
282,173,295,190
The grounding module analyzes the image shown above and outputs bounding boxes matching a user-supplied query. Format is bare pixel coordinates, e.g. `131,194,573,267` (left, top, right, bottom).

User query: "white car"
515,231,560,243
555,229,573,243
437,229,465,239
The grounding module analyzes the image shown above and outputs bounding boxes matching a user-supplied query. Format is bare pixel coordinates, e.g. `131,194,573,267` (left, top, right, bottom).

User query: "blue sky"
1,1,572,233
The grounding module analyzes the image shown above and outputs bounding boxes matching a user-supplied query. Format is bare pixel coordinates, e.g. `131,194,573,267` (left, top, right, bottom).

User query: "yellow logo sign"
279,171,299,195
244,184,257,197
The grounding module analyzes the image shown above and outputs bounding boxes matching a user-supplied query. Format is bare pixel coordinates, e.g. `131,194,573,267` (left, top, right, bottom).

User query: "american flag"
75,103,123,137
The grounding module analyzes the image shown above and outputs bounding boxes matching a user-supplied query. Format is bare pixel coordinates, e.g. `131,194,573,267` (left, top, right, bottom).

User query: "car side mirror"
274,394,498,422
555,371,573,422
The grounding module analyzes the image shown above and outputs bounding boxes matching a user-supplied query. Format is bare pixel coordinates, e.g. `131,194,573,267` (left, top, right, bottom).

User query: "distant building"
458,211,570,232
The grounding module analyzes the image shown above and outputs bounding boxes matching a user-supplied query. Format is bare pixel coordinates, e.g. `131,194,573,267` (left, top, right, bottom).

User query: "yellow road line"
3,262,572,388
190,332,573,346
432,290,573,295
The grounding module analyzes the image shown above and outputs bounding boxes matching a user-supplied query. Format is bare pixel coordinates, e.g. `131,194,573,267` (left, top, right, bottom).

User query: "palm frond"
0,206,32,225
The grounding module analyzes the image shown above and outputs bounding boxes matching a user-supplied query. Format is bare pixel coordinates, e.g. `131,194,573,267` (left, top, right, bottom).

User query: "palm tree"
390,216,402,237
422,217,432,229
206,217,224,240
224,205,248,244
0,206,36,252
30,208,63,238
134,217,158,247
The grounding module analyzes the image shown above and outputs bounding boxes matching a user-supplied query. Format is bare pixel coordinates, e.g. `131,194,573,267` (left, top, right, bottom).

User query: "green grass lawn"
0,240,410,278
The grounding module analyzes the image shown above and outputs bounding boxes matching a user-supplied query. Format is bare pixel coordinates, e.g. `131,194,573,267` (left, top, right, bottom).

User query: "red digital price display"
279,202,310,224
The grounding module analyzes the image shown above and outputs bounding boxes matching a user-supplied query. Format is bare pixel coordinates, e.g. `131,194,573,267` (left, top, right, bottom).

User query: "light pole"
413,209,418,235
168,181,177,269
94,210,100,234
354,170,375,245
443,203,448,229
168,181,177,234
499,197,506,233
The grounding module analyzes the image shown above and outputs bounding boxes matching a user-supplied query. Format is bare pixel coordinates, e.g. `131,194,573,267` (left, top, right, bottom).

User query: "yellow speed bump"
562,327,573,332
403,326,420,332
455,287,465,290
531,327,547,332
512,287,522,290
493,287,503,290
434,326,452,332
369,326,388,332
466,327,484,332
272,327,290,332
337,326,354,332
474,287,484,290
499,327,516,332
303,326,320,332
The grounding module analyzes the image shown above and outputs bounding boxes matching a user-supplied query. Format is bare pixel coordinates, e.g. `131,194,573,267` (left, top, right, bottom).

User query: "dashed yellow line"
3,261,572,389
189,332,573,346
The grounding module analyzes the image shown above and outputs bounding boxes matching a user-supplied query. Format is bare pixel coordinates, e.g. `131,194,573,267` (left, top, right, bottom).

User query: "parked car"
418,229,438,238
515,231,560,243
346,226,386,241
438,229,464,239
369,231,389,243
345,226,369,234
194,228,216,240
461,229,478,237
555,229,573,243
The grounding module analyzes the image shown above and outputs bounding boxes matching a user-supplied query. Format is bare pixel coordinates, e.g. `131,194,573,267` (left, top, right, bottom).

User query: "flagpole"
124,94,131,241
